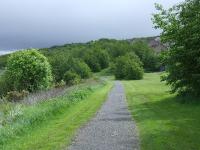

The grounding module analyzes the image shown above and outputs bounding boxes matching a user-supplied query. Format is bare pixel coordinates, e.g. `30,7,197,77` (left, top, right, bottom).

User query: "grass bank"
123,73,200,150
0,80,113,150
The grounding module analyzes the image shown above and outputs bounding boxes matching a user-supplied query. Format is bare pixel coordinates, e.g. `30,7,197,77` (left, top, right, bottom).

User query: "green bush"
48,53,91,82
68,58,91,79
84,48,110,72
63,71,81,85
94,49,110,69
5,49,53,92
131,41,160,71
84,53,101,72
114,55,144,80
47,52,70,82
0,54,9,69
0,73,13,96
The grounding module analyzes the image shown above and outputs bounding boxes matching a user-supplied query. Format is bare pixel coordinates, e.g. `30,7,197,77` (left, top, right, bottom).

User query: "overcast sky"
0,0,183,51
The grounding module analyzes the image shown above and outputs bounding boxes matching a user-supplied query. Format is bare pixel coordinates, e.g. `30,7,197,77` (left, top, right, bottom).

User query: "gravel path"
68,81,139,150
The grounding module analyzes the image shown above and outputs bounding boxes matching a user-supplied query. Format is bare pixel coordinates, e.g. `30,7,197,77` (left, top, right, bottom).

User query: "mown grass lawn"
123,73,200,150
0,81,113,150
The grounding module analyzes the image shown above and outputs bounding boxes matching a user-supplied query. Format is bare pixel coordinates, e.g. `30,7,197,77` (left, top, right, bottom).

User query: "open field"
123,73,200,150
0,80,113,150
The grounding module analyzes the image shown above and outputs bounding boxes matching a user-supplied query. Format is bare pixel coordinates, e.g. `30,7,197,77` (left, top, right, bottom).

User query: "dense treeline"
40,39,160,80
0,38,161,97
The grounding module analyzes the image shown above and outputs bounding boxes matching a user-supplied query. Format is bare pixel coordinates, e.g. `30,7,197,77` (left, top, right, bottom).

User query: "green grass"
0,81,113,150
123,73,200,150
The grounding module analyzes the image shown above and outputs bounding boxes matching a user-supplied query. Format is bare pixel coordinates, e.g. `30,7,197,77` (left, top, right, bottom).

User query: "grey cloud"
0,0,183,50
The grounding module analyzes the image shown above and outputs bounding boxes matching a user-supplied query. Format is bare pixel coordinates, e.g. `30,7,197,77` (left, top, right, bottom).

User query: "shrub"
6,90,29,102
0,72,13,96
94,49,110,69
6,49,53,92
108,62,116,74
48,54,91,81
131,41,160,71
47,52,69,82
84,48,110,72
63,71,81,85
114,55,144,80
84,53,101,72
69,58,92,79
0,54,9,69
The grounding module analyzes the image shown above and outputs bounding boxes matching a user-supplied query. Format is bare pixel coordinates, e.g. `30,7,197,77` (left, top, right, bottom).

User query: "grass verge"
123,73,200,150
0,80,113,150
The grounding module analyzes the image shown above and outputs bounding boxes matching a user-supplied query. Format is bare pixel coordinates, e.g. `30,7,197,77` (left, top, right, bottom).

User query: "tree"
131,41,159,71
63,71,81,85
5,49,53,92
114,54,144,80
94,49,110,69
47,52,69,82
152,0,200,96
84,48,110,72
68,58,91,79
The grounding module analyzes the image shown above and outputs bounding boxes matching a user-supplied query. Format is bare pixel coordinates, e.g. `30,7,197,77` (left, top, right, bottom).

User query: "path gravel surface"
68,81,139,150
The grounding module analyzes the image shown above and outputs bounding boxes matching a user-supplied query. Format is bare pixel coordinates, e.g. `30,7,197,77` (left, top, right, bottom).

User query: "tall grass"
0,80,110,149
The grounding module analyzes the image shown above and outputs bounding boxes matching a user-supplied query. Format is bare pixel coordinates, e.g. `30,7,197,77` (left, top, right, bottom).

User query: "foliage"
152,0,200,96
69,58,92,79
0,73,13,96
0,54,9,69
131,41,160,71
93,39,130,58
5,49,53,92
84,54,101,72
114,54,144,80
0,38,161,85
6,90,29,102
84,48,110,72
158,51,169,68
46,51,91,81
47,52,69,82
63,71,81,85
94,48,110,69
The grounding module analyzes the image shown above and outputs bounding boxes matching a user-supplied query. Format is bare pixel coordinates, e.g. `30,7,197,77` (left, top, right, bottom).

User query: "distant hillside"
0,36,165,69
127,36,167,53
